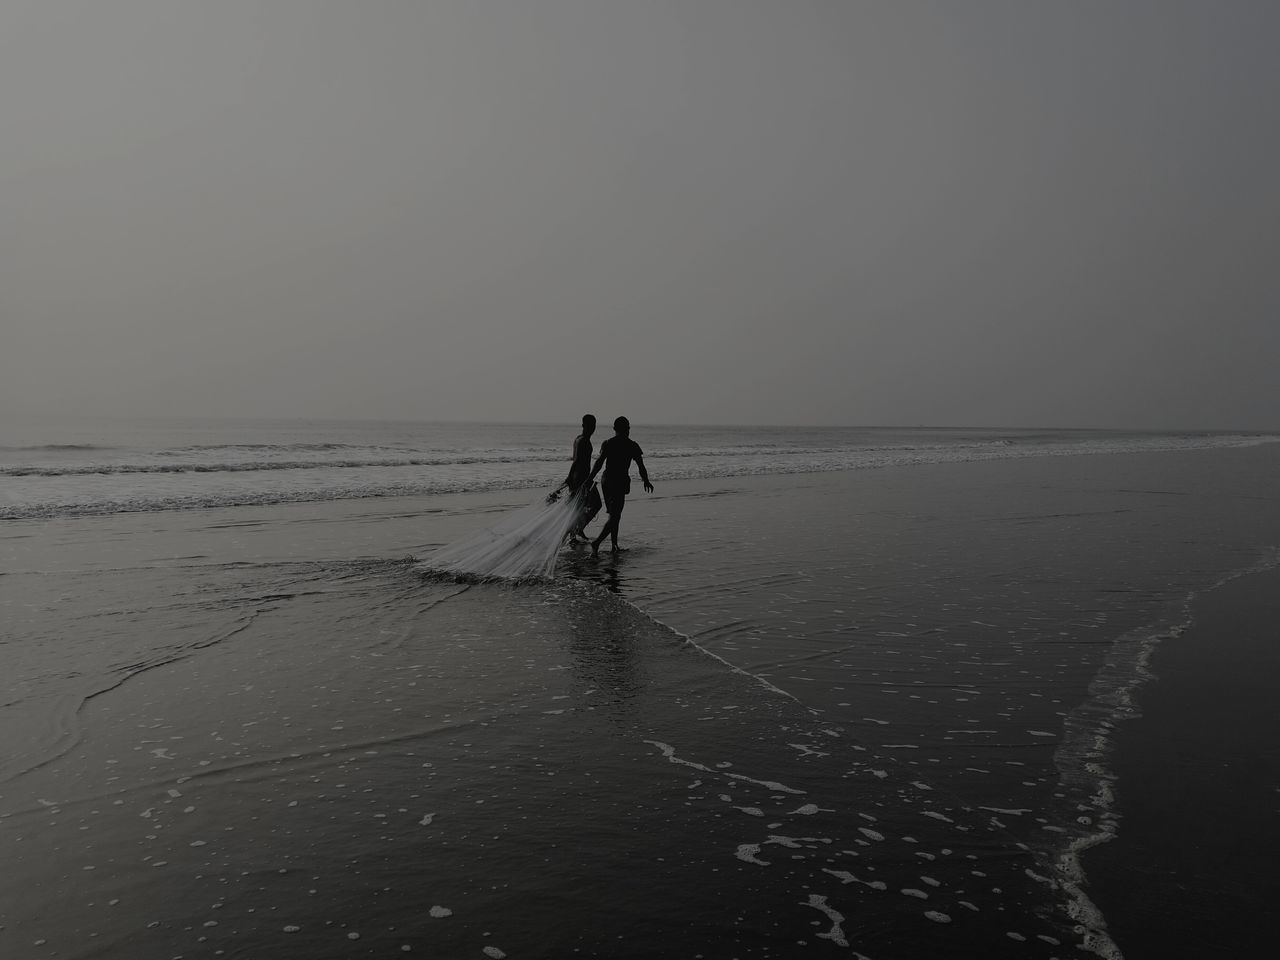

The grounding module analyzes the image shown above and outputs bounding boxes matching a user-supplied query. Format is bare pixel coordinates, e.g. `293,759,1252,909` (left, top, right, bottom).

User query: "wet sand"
1079,566,1280,959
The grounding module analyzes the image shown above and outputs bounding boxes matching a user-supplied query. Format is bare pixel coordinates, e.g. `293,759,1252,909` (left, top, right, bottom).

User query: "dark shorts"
601,477,629,516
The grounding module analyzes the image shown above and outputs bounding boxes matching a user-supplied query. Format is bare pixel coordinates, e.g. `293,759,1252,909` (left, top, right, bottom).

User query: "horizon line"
2,412,1276,435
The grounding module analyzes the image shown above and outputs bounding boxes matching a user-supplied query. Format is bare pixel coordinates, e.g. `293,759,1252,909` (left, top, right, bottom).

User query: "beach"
4,427,1280,958
1078,566,1280,959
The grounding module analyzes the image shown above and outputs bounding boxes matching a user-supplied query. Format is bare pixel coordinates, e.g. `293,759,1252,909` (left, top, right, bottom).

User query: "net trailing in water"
419,489,586,581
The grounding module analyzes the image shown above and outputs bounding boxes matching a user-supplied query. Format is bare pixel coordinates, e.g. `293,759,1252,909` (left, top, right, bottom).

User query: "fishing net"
419,487,589,581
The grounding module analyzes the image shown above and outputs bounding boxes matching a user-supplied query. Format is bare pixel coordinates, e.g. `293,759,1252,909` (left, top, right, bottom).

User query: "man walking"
548,413,601,541
587,416,653,555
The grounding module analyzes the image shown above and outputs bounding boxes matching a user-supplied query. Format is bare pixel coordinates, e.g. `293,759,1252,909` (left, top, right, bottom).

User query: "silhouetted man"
588,416,653,555
548,413,601,541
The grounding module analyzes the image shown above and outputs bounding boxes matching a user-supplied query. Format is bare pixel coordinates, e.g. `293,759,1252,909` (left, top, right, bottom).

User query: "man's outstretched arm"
636,456,654,493
588,450,606,483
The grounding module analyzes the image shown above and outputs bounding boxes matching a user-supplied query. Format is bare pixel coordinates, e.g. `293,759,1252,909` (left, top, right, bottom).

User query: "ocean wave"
172,442,385,452
0,443,114,452
0,453,566,477
658,439,1018,458
0,476,540,520
0,438,1069,476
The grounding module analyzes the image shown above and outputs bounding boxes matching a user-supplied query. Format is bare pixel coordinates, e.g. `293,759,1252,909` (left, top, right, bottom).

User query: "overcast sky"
2,1,1276,429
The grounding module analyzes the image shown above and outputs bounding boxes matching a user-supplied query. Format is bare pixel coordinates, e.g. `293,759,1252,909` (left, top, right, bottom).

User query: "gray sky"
2,1,1277,429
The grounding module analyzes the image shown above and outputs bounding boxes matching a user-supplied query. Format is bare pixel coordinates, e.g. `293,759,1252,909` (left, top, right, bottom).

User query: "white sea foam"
735,844,769,866
789,803,831,815
644,740,805,795
804,894,849,948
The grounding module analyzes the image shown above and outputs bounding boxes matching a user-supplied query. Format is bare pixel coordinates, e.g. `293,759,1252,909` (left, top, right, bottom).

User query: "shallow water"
1,565,1085,958
4,442,1280,958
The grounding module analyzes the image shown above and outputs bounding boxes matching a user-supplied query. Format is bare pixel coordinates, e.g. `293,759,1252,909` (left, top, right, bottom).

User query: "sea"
3,417,1279,959
4,417,1275,520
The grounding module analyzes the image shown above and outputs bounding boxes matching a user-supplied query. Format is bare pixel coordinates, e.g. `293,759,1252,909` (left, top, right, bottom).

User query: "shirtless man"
587,416,654,555
548,414,601,540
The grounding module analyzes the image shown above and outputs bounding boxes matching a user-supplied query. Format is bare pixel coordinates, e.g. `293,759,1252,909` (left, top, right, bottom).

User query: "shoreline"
1077,564,1280,959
